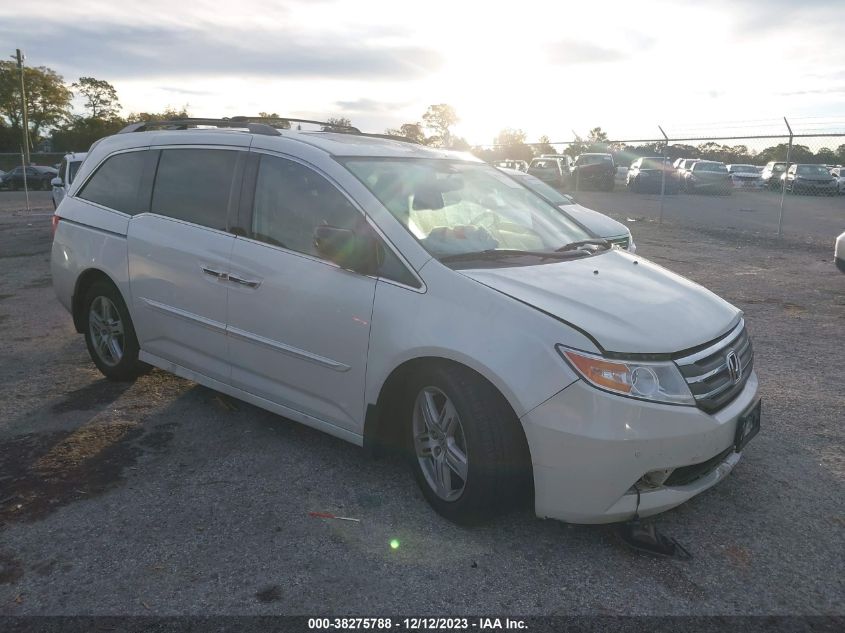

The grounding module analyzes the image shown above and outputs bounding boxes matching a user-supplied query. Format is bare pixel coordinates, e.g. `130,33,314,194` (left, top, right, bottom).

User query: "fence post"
777,117,792,239
658,125,669,225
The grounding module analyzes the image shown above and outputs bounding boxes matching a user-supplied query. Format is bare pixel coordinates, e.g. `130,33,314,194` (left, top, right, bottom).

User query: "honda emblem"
726,350,742,383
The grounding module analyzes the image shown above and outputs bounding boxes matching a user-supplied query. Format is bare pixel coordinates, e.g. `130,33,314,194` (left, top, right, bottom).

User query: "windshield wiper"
438,248,592,263
555,238,611,252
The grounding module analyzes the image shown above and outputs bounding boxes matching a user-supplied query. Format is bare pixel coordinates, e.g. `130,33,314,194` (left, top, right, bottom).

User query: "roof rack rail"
118,118,284,136
117,116,420,144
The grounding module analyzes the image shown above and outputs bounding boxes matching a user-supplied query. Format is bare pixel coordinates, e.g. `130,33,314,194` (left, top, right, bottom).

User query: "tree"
322,116,353,131
489,128,532,162
51,115,125,152
72,77,121,119
386,122,427,143
836,144,845,164
0,61,72,143
422,104,458,147
815,147,836,164
125,106,190,122
535,135,556,156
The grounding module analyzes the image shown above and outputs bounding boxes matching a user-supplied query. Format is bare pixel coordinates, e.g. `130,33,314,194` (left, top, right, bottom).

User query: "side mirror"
51,177,63,187
314,225,378,275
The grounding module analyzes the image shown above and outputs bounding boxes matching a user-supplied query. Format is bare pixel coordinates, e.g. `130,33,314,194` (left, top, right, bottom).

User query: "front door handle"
228,274,261,289
201,265,228,280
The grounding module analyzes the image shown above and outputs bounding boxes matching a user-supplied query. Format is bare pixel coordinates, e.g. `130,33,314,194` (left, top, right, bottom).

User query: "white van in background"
51,152,88,209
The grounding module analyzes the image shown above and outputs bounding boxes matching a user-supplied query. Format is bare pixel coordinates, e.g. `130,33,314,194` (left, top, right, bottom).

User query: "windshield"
796,165,831,176
515,173,574,206
694,162,728,173
343,159,591,261
640,158,665,169
576,155,613,166
68,160,83,184
529,159,557,170
730,165,756,173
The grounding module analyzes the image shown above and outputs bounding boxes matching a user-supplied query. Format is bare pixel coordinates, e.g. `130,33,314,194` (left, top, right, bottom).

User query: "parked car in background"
571,153,615,191
527,156,568,188
829,167,845,194
494,159,528,172
499,167,636,251
675,158,699,176
51,152,88,209
682,161,732,195
836,231,845,272
52,118,759,525
761,161,787,189
727,164,763,189
784,164,839,196
0,165,58,191
626,157,679,193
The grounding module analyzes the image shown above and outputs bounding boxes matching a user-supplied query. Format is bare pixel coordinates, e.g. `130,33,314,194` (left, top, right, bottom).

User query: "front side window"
151,148,241,230
343,159,591,262
251,154,364,257
79,150,147,214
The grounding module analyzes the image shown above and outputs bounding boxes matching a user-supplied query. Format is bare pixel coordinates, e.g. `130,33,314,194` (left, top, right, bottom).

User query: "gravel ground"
0,193,843,616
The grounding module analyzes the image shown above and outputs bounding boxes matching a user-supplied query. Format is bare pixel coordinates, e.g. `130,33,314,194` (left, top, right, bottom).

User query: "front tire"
404,364,530,525
82,280,146,381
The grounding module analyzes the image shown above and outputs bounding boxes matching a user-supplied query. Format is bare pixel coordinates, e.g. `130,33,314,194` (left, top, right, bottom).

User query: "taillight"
51,214,61,236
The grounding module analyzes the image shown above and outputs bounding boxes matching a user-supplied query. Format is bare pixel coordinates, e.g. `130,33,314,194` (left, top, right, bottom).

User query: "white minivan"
51,119,760,525
51,152,88,209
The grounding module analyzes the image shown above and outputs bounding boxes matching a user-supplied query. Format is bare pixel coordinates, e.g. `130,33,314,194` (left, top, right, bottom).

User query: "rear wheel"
404,364,530,525
82,280,147,381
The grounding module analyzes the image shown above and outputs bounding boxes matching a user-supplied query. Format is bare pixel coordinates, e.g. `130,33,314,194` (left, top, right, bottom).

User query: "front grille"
608,236,629,250
675,321,753,413
663,446,734,487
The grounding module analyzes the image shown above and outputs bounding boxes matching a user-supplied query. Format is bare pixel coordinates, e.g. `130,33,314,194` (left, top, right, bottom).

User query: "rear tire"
403,364,530,525
82,280,147,381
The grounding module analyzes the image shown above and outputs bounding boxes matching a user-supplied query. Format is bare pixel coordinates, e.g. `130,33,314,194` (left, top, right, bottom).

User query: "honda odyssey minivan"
51,118,760,525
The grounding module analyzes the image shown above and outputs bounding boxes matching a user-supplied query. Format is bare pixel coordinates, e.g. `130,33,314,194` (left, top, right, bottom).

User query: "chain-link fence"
478,120,845,243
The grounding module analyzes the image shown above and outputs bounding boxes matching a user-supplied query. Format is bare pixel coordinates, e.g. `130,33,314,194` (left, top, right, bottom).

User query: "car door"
127,146,246,383
226,151,377,434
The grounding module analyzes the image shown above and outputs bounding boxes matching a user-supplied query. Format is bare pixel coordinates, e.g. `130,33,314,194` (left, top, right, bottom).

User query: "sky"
2,0,844,145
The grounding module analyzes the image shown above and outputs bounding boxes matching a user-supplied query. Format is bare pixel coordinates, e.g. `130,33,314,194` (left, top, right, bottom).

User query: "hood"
560,204,629,239
459,250,740,354
794,175,834,182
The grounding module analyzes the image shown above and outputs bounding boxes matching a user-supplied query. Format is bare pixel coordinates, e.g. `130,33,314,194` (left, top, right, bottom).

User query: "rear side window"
78,151,147,214
151,148,240,230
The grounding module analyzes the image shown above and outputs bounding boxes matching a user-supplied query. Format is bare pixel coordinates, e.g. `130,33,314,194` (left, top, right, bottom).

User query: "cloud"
334,98,412,113
546,40,625,65
0,19,443,82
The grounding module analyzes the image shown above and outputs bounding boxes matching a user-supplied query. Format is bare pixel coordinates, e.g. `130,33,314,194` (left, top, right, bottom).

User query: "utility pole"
15,49,31,166
777,117,792,239
658,125,669,225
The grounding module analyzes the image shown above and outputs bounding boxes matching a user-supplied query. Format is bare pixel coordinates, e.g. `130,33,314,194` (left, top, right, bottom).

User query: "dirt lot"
0,192,843,615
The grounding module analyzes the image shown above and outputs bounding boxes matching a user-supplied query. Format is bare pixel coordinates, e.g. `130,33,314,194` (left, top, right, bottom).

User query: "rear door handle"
228,274,261,289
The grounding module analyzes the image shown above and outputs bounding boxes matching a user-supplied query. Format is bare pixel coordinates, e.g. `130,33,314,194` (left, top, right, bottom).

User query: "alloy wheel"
88,295,125,367
412,386,469,501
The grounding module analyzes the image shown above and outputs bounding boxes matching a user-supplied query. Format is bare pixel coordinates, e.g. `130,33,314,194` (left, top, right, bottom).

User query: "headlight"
557,346,695,406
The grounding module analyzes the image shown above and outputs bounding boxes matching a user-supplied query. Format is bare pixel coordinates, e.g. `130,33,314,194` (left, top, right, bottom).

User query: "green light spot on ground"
390,539,400,550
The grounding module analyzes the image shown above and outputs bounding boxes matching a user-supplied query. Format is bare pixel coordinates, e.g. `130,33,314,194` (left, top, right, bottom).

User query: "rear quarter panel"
51,197,130,317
